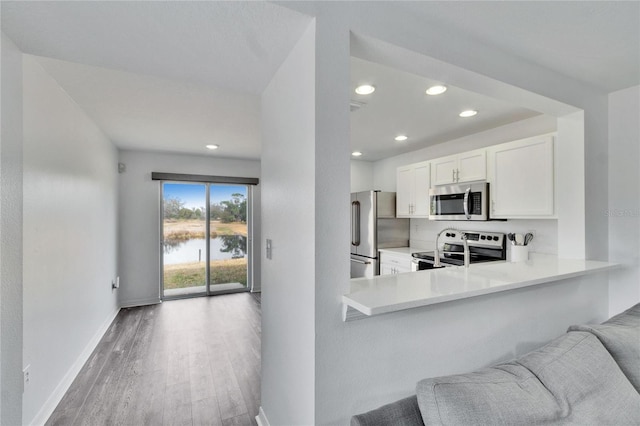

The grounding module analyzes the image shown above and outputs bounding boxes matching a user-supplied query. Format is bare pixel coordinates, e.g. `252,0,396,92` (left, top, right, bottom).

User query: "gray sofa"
352,303,640,425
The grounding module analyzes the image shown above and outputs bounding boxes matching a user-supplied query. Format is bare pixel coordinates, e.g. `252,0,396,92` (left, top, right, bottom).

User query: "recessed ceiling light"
459,110,478,118
352,151,363,157
394,135,408,142
426,85,447,96
355,85,375,95
205,144,219,150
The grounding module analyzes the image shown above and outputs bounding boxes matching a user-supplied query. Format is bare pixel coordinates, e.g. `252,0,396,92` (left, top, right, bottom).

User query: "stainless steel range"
411,230,506,271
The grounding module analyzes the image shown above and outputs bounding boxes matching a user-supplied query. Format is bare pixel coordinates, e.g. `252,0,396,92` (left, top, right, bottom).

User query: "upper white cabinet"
487,134,555,218
396,161,430,218
431,149,486,185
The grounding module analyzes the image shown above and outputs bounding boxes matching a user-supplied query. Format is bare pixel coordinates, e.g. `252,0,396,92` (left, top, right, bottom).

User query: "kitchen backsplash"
409,219,558,255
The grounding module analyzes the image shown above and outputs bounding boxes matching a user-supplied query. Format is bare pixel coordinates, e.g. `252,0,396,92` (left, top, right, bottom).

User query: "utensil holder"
510,245,529,262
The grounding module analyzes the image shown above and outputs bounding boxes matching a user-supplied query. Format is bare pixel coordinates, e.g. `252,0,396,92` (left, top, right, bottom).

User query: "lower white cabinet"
379,251,412,275
487,134,555,218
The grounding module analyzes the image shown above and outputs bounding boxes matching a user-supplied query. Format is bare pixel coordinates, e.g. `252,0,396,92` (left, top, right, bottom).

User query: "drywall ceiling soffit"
1,1,313,95
394,1,640,93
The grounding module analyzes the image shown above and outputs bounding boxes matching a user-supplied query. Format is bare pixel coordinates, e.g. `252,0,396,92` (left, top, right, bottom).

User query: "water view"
163,235,247,264
162,182,249,294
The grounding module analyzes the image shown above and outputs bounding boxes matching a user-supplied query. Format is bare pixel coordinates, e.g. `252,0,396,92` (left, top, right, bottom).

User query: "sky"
163,183,247,209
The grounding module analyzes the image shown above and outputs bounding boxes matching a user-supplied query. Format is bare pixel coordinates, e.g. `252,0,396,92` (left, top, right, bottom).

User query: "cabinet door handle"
456,169,460,182
452,169,456,183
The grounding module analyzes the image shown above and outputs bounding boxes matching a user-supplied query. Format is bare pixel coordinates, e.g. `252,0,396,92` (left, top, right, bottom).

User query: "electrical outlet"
23,365,30,390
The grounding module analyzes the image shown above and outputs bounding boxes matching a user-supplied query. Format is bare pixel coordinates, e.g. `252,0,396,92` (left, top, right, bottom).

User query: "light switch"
266,239,272,260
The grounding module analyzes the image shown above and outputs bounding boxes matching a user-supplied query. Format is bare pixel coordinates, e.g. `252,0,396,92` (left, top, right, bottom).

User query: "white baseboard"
256,406,270,426
119,297,161,308
28,307,121,426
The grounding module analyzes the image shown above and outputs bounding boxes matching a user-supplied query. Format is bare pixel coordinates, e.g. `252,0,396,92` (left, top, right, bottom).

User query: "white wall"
0,32,24,426
260,21,316,425
608,85,640,315
118,150,261,307
22,54,120,425
350,160,374,192
276,3,613,424
556,112,586,258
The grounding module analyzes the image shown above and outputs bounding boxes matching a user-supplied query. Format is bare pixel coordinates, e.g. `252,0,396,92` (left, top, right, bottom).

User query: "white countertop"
343,253,618,321
378,246,430,256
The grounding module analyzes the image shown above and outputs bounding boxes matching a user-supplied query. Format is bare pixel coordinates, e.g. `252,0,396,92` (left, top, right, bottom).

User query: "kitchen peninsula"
343,254,617,321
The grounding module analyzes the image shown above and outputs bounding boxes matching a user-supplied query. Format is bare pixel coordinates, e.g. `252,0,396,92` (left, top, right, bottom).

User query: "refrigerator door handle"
351,200,361,246
350,258,371,265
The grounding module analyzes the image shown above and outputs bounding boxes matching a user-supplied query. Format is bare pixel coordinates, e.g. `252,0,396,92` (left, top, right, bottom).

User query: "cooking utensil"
515,233,524,245
507,233,516,245
524,233,534,246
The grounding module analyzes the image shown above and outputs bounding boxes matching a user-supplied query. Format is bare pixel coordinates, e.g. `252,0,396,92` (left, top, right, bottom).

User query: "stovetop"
411,251,501,266
412,230,507,265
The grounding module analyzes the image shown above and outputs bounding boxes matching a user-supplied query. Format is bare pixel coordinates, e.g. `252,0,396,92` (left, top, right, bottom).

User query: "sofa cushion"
416,362,560,425
517,331,640,424
351,396,424,426
568,302,640,392
416,331,640,425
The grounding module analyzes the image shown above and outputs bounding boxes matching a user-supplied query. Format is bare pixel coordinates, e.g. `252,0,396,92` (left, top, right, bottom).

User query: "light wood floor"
46,293,261,426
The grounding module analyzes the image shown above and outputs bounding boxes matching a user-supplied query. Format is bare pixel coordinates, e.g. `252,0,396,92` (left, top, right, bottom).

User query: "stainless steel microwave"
429,182,490,221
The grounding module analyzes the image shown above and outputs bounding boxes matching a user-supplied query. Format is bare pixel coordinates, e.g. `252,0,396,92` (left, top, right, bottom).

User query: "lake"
163,235,247,265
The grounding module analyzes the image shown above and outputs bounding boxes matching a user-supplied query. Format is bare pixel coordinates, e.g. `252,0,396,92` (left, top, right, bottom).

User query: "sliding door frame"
159,178,255,301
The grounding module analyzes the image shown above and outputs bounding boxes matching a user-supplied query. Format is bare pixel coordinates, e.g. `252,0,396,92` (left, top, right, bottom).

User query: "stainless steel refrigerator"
350,191,410,278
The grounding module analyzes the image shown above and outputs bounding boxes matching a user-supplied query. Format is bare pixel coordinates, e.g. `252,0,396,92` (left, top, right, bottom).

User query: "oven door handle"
463,187,471,219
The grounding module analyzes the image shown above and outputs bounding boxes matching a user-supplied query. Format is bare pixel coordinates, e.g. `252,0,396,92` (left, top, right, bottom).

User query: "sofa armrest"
568,302,640,392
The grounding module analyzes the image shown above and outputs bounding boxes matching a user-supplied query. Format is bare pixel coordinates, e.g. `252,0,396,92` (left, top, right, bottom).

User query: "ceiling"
35,56,261,158
2,1,638,161
350,57,541,161
1,1,312,159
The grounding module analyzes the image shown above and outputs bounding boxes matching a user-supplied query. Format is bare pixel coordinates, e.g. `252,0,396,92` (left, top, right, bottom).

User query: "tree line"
164,193,246,223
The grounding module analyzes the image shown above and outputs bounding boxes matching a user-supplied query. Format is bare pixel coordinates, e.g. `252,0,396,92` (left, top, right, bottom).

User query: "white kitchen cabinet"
380,251,412,275
487,134,555,218
431,149,486,185
396,161,430,218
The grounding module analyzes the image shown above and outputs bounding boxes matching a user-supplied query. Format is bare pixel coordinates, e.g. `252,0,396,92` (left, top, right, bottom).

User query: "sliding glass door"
161,182,250,299
208,185,249,292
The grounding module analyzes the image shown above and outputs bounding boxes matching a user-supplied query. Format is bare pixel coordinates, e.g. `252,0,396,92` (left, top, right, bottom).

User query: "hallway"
46,293,261,426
